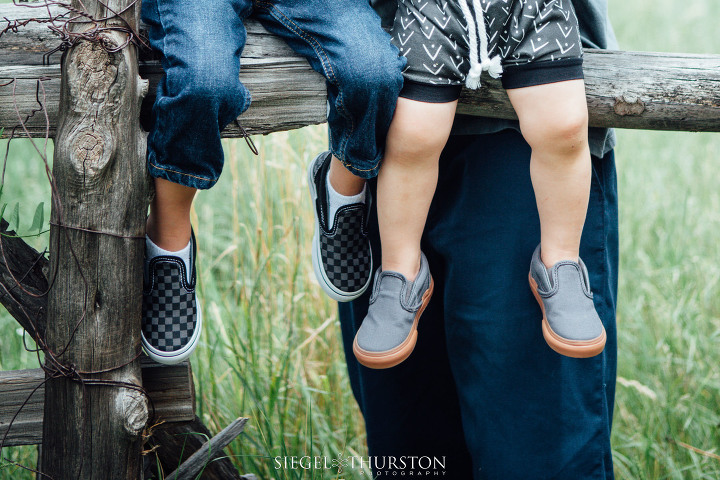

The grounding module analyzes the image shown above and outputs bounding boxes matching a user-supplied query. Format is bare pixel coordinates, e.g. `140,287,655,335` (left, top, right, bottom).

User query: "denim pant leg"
252,1,405,179
142,0,252,189
338,129,618,479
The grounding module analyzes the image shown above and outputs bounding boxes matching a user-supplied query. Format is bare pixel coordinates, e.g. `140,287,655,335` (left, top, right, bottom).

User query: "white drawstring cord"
457,0,481,88
460,0,503,89
473,0,503,78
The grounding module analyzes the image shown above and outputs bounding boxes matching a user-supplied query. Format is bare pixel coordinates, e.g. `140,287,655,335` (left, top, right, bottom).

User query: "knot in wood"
614,95,646,116
118,388,149,438
73,131,105,164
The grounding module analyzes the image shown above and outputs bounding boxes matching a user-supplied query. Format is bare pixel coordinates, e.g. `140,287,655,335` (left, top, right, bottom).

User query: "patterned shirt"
372,0,618,157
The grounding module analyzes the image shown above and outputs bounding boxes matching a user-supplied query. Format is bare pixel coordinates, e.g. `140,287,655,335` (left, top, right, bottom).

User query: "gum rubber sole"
529,273,606,358
353,277,434,369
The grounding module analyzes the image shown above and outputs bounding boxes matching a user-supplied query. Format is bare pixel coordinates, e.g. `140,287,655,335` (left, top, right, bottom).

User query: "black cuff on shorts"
400,80,463,103
502,58,584,90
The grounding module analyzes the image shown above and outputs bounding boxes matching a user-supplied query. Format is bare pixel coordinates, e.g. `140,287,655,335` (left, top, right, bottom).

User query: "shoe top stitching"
144,256,196,294
540,261,593,300
369,270,421,313
314,159,369,237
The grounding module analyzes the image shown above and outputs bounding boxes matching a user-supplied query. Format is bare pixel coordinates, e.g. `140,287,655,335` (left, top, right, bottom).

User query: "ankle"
382,256,421,282
325,164,366,225
146,216,192,252
540,248,580,269
328,155,365,196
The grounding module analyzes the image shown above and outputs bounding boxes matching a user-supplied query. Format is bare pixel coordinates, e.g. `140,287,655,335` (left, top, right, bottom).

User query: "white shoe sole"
141,293,203,365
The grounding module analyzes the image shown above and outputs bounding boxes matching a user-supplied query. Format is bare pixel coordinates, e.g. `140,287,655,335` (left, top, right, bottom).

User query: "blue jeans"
141,0,405,189
339,129,618,479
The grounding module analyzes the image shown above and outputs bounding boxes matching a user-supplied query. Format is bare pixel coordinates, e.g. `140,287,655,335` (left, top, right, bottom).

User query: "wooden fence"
0,0,719,478
2,4,720,138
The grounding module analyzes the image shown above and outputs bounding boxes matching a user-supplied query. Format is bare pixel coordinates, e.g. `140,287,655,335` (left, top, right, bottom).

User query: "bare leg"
328,155,365,196
507,79,590,268
146,177,197,251
378,97,457,280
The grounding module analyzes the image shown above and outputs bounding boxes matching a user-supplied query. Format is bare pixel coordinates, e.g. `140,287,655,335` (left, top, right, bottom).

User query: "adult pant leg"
339,250,475,477
338,129,618,479
252,1,405,179
142,0,253,189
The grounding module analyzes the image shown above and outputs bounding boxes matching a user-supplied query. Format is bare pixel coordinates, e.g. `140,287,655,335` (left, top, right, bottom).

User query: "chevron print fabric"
391,0,583,89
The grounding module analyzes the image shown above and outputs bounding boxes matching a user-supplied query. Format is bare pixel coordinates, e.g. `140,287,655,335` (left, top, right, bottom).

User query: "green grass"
1,0,720,479
612,130,720,479
607,1,720,478
189,131,366,479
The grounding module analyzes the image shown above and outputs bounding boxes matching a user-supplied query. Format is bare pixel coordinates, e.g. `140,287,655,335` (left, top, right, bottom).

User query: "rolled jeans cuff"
148,155,219,190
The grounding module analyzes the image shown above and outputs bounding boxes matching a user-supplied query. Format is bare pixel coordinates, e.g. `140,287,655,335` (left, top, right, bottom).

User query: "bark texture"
40,1,151,477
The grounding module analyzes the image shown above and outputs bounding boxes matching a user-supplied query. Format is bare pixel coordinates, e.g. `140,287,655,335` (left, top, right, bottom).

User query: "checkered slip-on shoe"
141,231,202,365
307,151,372,302
353,252,434,369
528,245,606,358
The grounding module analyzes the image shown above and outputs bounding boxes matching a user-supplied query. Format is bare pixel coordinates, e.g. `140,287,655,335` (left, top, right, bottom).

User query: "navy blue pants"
339,129,618,479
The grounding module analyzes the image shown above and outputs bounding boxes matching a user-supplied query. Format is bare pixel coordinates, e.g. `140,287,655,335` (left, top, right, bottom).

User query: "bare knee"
386,119,449,166
385,100,456,166
521,108,589,159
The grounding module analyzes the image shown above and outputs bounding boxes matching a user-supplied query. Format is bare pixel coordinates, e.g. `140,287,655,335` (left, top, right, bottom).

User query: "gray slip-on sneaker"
353,252,434,369
307,151,372,302
528,245,606,358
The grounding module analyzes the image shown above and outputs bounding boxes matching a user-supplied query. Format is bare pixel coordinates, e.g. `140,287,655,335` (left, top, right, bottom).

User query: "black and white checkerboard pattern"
320,205,372,294
142,260,196,352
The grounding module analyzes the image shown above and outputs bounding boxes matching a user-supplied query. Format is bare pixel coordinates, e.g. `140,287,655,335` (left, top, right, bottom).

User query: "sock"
326,173,366,225
145,235,192,283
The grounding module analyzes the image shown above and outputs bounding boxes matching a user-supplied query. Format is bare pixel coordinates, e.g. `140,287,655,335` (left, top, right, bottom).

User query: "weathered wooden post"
41,0,150,477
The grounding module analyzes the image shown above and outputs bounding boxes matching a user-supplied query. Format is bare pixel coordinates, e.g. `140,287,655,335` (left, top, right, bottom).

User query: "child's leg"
351,0,464,368
509,79,606,358
507,79,591,268
328,155,364,196
253,0,404,180
257,0,404,301
140,0,252,364
351,96,454,369
146,178,196,251
378,98,457,280
142,0,252,252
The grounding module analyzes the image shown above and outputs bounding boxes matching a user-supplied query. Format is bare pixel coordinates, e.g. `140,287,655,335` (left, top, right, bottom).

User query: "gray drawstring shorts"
392,0,585,102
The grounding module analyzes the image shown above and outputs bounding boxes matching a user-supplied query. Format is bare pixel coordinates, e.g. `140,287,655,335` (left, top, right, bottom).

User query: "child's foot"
308,151,372,302
353,252,434,369
141,230,202,365
528,245,606,358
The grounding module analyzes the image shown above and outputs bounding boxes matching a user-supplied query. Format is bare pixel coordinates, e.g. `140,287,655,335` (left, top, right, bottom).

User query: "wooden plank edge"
0,360,195,447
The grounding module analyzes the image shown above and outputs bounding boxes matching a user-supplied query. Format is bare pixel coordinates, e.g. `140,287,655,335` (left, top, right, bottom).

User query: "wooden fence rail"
0,359,195,447
1,3,719,137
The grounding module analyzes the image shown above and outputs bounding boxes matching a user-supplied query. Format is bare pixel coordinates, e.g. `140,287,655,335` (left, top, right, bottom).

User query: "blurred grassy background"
1,0,719,478
605,1,720,479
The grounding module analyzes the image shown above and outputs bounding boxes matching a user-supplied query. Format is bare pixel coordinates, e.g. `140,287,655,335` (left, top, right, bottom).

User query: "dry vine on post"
0,1,254,477
2,0,151,477
40,0,150,478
